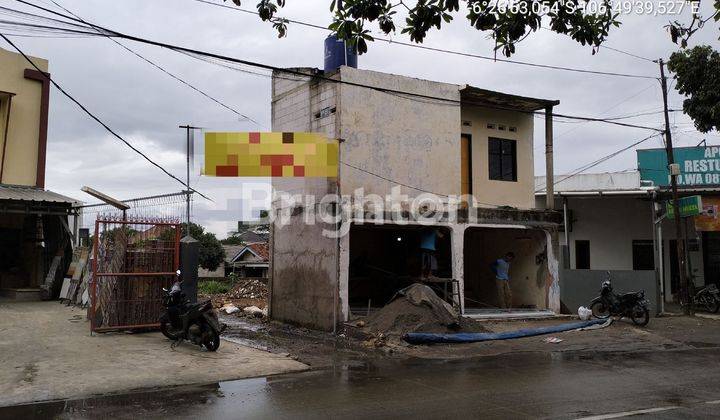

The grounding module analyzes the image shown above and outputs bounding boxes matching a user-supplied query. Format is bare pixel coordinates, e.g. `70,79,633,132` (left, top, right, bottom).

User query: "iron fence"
91,216,180,332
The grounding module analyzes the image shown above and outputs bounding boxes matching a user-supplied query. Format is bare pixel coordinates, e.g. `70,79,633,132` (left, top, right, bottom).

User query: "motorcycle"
692,283,720,313
160,270,225,351
590,273,650,326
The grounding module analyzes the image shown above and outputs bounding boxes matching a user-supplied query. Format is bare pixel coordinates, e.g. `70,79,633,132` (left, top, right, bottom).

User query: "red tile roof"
246,242,269,262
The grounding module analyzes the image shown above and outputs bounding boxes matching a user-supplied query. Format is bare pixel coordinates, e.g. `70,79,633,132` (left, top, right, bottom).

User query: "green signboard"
637,146,720,187
666,195,703,218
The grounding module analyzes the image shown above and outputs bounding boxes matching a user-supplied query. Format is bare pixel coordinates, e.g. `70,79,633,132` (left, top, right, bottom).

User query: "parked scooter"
160,270,225,351
590,272,650,326
692,283,720,313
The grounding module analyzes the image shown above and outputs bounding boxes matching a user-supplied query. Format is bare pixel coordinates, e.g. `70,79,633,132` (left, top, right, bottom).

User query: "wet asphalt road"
3,348,720,419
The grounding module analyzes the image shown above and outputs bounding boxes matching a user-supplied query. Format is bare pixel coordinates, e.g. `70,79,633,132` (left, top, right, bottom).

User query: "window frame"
488,137,517,182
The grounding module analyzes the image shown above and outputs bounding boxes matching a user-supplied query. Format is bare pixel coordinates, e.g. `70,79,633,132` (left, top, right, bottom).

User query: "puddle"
220,316,266,332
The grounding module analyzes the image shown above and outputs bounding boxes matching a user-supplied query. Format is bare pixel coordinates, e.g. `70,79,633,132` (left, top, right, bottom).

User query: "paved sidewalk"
0,301,307,407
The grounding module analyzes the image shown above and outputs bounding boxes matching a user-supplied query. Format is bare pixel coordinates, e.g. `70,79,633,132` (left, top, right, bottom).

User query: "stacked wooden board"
59,247,92,307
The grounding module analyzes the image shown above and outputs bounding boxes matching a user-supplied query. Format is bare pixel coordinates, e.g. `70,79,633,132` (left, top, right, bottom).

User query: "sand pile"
363,283,475,337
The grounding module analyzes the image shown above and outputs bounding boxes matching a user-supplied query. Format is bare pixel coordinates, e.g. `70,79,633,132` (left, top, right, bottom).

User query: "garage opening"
463,227,549,313
348,224,452,314
0,213,71,300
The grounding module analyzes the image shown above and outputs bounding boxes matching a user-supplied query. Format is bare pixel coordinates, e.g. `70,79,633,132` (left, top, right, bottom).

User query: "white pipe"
654,203,666,314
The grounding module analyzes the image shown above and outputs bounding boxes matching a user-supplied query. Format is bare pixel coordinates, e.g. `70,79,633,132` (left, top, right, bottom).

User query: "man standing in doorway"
492,252,515,309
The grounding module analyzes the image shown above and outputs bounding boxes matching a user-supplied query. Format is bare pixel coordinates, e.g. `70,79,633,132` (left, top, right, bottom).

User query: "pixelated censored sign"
204,132,338,178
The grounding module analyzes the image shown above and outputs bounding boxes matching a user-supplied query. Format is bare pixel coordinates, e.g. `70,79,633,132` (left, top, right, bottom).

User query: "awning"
461,85,559,112
0,184,79,204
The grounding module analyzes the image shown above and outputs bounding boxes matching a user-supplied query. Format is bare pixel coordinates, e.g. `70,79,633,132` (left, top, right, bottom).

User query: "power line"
189,0,657,80
599,44,656,63
341,161,525,209
8,1,665,131
44,0,265,128
535,132,662,192
0,32,212,201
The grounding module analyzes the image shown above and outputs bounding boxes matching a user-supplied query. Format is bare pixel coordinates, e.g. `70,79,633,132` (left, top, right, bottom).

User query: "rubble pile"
227,279,269,300
204,279,269,315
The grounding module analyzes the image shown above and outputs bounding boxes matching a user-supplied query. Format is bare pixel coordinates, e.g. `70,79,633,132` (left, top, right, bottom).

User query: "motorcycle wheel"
709,298,720,314
204,328,220,352
160,317,181,340
590,301,611,319
630,306,650,327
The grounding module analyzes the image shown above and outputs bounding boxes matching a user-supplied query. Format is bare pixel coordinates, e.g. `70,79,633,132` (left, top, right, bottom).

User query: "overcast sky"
2,0,719,237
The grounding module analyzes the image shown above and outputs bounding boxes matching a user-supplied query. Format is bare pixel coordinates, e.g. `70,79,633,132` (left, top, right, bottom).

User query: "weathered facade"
536,168,720,314
0,48,78,300
270,66,561,330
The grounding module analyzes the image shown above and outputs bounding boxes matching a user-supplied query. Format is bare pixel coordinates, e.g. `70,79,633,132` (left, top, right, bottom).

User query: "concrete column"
338,227,350,323
451,224,466,314
180,235,199,303
545,229,561,313
545,106,555,210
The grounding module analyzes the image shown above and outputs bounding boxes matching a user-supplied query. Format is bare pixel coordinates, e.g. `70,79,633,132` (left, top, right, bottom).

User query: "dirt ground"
0,301,307,407
221,312,720,368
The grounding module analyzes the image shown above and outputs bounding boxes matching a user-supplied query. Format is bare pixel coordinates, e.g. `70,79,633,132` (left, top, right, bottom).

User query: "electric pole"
658,59,691,315
179,125,201,237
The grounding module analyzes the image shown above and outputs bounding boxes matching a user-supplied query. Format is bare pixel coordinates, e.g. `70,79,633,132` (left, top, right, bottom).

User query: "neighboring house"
198,243,269,278
232,229,269,244
269,65,562,330
536,146,720,313
0,48,78,300
535,171,661,313
227,242,269,278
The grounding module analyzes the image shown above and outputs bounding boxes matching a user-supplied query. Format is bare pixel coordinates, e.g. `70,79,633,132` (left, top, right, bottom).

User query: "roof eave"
461,85,560,112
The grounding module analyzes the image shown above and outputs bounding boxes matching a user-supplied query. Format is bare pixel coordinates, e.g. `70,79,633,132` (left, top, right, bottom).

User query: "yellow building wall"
0,47,48,187
461,105,535,209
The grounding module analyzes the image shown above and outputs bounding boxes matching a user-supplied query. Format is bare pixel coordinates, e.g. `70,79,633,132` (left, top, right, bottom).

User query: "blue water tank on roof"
324,34,358,73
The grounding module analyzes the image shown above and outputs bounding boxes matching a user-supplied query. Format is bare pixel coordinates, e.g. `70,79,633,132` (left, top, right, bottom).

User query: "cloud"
3,0,718,236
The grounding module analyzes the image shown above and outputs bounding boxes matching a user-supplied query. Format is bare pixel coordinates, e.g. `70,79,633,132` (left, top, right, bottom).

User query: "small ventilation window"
509,126,517,133
463,120,472,127
486,123,496,129
498,124,506,131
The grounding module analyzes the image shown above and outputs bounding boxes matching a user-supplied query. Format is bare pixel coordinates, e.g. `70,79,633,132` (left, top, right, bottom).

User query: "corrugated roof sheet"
534,171,642,193
0,184,79,204
461,86,560,112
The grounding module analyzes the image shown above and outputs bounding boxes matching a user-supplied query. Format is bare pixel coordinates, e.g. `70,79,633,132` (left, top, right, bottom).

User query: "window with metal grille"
488,137,517,182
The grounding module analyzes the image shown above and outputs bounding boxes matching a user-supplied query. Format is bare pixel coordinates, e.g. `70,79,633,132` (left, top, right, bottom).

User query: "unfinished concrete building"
269,66,562,330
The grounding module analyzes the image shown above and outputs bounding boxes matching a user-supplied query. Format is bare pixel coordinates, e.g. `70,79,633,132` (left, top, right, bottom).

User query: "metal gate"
91,216,180,332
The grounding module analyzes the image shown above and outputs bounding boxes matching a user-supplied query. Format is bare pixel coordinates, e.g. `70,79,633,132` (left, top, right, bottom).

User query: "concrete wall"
461,106,535,209
560,269,658,314
0,48,48,187
338,67,462,198
270,209,339,331
271,68,339,197
563,196,654,270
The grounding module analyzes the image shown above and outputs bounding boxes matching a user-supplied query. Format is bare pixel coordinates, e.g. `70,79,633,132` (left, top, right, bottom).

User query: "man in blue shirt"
420,228,443,279
492,252,515,309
